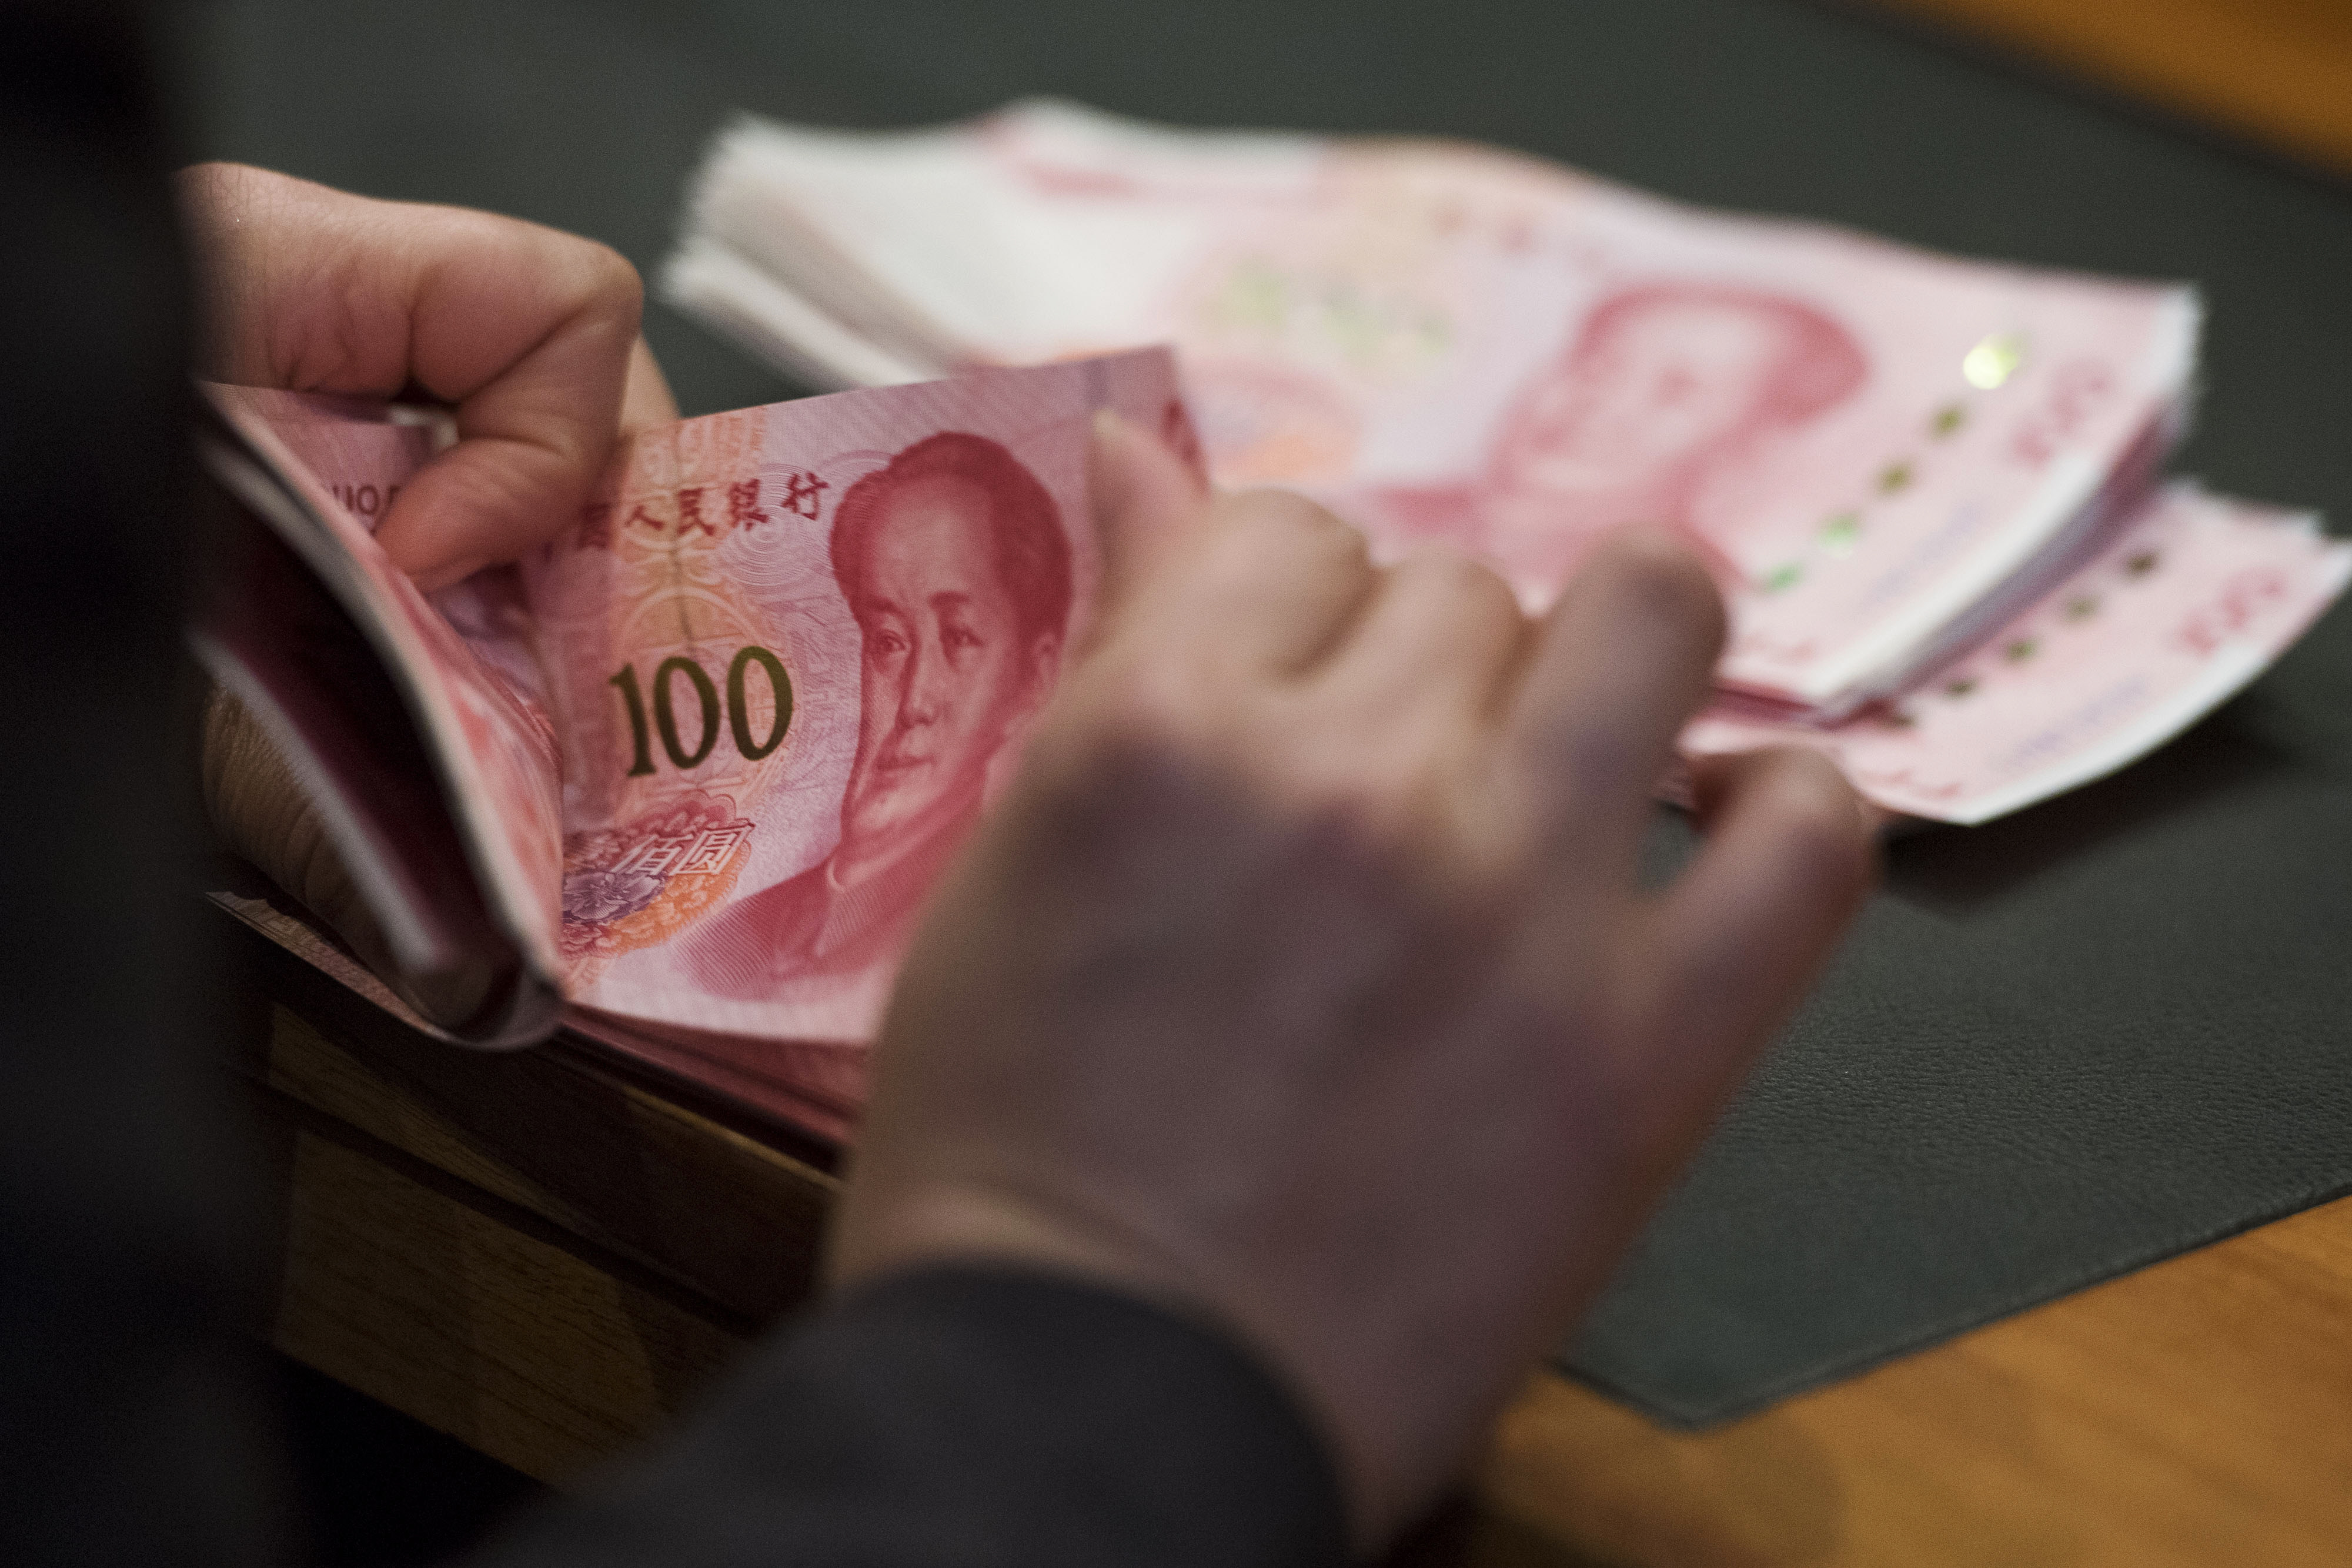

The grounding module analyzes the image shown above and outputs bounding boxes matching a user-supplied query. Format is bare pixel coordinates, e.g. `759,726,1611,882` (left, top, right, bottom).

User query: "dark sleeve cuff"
475,1265,1351,1568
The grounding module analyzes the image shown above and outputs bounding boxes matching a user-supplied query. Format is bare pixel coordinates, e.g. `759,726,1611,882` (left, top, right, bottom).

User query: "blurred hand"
832,416,1876,1546
183,166,678,1019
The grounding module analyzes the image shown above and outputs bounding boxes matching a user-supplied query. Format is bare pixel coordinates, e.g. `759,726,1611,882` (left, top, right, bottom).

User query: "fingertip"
620,337,680,434
1214,487,1367,554
1203,488,1377,607
1087,409,1139,524
1092,409,1204,519
373,439,579,589
408,554,487,594
1088,405,1134,452
583,238,646,317
370,514,449,586
376,526,474,592
1506,527,1730,849
1632,747,1876,1116
1568,526,1728,664
1091,409,1216,628
1692,745,1879,908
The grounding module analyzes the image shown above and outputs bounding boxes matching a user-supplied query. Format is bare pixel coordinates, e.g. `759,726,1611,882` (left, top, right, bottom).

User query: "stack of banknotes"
668,99,2350,827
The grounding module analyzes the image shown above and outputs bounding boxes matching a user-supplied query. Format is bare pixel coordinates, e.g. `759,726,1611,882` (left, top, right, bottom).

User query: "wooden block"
268,1116,748,1485
260,1004,836,1326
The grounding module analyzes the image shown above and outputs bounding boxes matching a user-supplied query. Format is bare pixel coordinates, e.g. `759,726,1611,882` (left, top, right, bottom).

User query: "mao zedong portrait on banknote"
686,433,1073,998
1374,282,1871,593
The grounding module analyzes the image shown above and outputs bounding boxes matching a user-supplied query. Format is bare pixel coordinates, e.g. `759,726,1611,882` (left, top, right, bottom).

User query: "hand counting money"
196,351,1185,1133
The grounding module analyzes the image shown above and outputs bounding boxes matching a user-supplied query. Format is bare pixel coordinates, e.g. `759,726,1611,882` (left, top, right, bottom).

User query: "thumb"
179,165,646,591
619,336,682,437
373,266,642,589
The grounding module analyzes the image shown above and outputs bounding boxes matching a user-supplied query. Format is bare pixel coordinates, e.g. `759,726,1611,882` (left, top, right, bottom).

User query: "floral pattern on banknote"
560,791,757,984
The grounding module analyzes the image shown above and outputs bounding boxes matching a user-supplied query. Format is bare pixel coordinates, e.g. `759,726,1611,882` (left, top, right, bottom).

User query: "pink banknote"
1683,484,2352,823
530,349,1183,1050
205,352,1184,1128
670,99,2199,713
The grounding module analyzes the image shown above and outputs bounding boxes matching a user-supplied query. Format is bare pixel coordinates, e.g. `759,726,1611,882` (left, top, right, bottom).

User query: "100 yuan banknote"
529,349,1182,1044
205,350,1185,1057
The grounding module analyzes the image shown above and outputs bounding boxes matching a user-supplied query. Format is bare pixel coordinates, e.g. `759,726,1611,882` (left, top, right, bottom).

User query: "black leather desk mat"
187,0,2352,1425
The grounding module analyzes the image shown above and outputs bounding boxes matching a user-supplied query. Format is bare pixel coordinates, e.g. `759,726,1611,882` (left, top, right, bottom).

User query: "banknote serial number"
608,647,793,777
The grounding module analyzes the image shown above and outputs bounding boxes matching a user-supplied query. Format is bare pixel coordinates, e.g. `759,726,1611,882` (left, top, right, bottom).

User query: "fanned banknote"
195,385,568,1044
1683,485,2352,823
194,350,1185,1135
